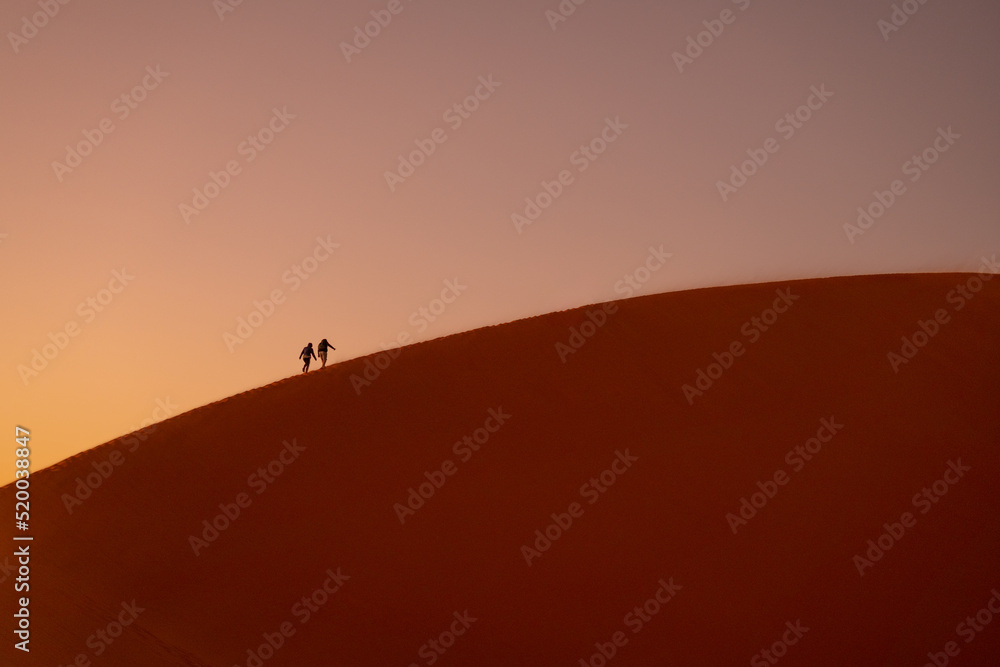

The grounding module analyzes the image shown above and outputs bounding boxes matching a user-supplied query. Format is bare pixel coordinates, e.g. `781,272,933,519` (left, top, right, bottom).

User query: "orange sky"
2,0,998,483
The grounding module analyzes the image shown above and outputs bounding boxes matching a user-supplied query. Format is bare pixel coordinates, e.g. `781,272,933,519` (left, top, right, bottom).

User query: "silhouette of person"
317,338,335,368
299,342,316,373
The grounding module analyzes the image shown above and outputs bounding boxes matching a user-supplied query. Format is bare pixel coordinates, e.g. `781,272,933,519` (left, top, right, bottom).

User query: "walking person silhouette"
299,342,316,373
317,338,335,368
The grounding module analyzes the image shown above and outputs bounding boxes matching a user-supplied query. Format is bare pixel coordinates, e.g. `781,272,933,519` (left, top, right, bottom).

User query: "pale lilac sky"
2,0,998,479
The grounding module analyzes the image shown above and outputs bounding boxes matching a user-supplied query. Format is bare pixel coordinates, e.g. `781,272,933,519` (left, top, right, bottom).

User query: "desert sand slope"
3,273,999,666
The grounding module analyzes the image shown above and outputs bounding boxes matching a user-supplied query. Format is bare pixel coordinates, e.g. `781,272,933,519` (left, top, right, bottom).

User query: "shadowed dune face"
4,273,1000,666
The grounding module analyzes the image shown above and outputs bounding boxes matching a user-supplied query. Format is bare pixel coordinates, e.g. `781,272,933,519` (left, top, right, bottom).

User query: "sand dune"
4,273,999,666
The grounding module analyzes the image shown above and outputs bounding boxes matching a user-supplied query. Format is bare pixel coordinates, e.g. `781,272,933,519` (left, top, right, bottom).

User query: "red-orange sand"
4,273,999,666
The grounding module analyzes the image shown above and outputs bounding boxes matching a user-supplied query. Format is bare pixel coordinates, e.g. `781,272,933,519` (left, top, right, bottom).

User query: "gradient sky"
3,0,998,482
